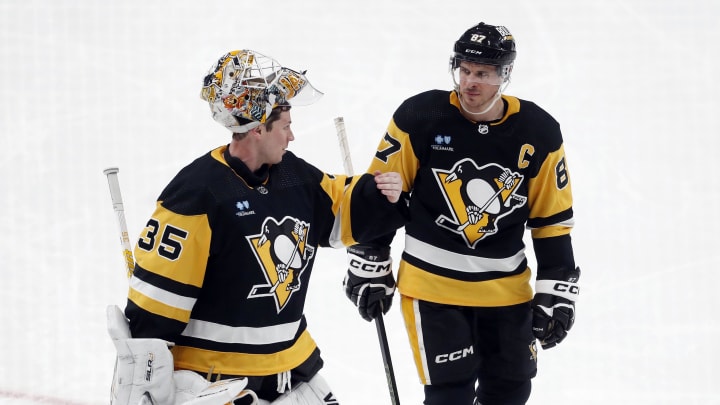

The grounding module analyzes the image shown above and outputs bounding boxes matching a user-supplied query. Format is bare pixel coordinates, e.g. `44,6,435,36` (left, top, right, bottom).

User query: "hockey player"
110,49,406,405
342,23,581,404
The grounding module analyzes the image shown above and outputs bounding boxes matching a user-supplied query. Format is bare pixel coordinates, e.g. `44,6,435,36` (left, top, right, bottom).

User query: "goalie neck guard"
200,50,323,133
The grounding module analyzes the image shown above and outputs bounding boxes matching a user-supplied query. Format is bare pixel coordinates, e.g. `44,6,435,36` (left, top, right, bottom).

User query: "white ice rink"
1,0,718,403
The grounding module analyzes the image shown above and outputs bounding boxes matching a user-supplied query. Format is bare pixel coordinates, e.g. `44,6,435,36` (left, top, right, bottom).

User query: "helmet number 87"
137,219,188,261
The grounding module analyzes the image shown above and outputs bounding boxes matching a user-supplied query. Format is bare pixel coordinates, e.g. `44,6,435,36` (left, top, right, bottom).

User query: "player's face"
260,110,295,165
456,61,502,109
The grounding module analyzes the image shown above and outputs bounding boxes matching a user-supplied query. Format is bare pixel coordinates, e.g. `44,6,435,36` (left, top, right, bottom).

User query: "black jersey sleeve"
348,173,408,243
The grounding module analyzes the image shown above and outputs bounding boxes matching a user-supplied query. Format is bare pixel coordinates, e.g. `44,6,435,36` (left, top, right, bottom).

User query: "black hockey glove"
343,244,395,322
532,266,580,349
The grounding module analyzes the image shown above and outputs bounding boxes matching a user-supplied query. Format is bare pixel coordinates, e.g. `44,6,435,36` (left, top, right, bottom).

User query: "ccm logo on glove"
348,258,392,274
552,282,579,295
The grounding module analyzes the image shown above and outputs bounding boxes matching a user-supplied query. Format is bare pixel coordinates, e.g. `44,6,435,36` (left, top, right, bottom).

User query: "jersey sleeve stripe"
129,275,197,311
127,291,192,323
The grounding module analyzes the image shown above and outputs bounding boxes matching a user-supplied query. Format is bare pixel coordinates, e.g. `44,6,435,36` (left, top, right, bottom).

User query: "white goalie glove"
107,305,257,405
108,305,176,405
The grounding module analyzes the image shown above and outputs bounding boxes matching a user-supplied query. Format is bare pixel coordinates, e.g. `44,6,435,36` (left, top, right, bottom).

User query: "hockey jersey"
367,90,576,307
126,145,404,376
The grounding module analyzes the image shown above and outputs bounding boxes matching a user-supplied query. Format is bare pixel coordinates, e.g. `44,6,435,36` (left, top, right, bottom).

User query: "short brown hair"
265,105,291,131
232,105,291,141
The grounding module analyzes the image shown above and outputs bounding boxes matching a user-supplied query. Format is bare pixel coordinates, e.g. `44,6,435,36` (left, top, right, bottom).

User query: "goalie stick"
104,167,135,279
334,117,401,405
103,168,260,405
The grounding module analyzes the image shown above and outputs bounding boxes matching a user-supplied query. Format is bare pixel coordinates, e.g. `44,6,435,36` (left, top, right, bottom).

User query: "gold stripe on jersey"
172,329,318,376
327,174,358,247
128,285,192,323
134,201,211,288
531,224,573,239
400,296,431,385
320,172,348,215
211,146,227,167
398,261,533,307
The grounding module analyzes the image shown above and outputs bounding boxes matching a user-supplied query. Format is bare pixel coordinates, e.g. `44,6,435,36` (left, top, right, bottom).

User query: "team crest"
529,340,538,362
433,159,527,247
247,216,315,313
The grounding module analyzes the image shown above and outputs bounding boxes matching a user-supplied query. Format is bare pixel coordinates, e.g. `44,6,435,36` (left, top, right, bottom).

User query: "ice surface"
1,0,718,403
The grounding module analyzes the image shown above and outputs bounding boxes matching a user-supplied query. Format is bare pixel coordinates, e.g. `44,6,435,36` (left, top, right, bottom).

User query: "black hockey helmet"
451,22,516,69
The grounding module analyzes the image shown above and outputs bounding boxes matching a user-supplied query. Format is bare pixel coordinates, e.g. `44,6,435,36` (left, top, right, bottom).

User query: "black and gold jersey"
126,145,403,377
367,91,576,307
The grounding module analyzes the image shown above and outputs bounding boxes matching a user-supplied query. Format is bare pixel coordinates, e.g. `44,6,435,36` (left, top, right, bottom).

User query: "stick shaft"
375,311,401,405
103,167,135,279
334,117,400,404
334,117,354,176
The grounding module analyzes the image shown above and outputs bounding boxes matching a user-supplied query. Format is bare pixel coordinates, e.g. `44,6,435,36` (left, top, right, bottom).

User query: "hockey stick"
334,117,401,405
103,167,135,279
334,117,354,176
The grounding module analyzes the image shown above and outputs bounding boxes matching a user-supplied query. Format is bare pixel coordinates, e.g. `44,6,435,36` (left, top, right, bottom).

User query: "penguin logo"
433,159,527,247
529,340,538,362
247,216,315,312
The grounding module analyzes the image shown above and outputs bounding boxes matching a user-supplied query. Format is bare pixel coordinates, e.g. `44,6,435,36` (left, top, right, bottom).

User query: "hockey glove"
343,244,395,322
532,266,580,349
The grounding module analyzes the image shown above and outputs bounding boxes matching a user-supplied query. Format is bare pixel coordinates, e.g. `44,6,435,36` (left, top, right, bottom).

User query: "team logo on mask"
433,159,527,247
247,216,315,312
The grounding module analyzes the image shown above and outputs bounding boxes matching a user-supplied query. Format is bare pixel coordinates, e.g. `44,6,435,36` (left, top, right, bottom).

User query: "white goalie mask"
200,50,323,133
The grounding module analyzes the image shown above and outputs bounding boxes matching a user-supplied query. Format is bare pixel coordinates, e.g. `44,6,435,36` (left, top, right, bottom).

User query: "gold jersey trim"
172,329,318,376
397,261,533,306
128,276,195,322
400,296,431,385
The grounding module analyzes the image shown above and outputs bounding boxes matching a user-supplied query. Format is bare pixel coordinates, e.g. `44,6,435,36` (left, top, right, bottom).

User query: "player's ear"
249,125,264,137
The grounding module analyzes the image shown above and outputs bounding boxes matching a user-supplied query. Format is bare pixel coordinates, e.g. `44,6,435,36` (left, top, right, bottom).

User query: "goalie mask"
200,50,323,133
450,22,516,86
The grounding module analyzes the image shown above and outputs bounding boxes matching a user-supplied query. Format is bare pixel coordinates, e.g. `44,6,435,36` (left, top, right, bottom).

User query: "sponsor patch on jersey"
431,134,454,151
235,200,256,217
